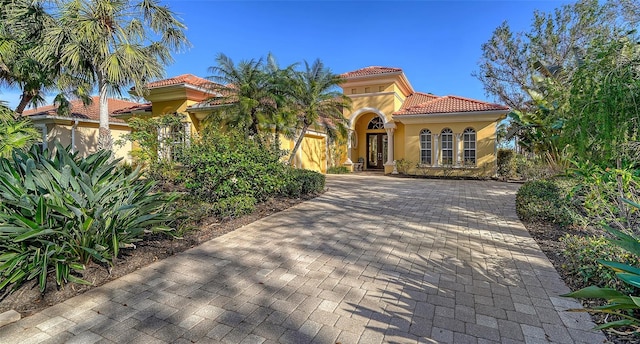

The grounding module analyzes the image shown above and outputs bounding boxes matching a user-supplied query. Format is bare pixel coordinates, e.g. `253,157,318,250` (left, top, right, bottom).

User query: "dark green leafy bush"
0,145,177,292
497,149,516,180
516,179,575,226
282,168,325,197
182,132,289,203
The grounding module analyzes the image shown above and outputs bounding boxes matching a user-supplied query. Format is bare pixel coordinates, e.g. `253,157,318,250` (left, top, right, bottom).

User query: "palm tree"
263,53,297,150
45,0,189,152
207,53,283,145
0,0,60,115
287,59,350,165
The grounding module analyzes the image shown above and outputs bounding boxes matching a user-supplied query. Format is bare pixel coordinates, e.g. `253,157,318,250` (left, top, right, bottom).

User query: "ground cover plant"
0,144,178,295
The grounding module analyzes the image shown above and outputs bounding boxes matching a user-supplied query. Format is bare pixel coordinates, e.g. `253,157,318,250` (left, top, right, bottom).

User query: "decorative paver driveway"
0,175,607,344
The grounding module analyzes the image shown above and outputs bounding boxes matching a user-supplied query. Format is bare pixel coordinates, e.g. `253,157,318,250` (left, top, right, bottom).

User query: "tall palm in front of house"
45,0,189,152
287,59,350,165
263,53,298,150
208,53,288,145
0,0,91,116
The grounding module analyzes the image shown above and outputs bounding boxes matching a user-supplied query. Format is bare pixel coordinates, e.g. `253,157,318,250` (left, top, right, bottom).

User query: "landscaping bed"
524,219,640,343
0,195,314,318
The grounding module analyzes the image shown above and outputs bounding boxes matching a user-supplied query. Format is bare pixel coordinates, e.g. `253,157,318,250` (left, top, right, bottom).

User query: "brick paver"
0,175,609,343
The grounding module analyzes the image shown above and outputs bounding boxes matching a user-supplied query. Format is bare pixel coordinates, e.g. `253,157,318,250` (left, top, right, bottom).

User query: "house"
114,74,329,173
22,96,141,162
340,66,509,177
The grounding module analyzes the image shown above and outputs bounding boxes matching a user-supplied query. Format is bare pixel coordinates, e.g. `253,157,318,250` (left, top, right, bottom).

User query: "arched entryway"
346,107,395,171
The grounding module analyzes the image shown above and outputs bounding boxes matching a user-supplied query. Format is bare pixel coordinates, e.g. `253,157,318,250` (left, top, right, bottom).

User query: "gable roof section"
340,66,403,78
22,96,144,123
145,74,214,89
394,95,509,116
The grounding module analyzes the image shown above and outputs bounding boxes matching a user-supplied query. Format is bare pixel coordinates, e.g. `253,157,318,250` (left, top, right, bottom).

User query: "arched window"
419,129,432,165
367,116,384,129
441,128,454,165
463,128,476,165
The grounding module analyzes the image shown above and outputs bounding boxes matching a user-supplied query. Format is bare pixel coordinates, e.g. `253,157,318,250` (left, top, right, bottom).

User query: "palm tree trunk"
288,123,309,165
97,72,113,152
249,110,262,146
14,94,34,116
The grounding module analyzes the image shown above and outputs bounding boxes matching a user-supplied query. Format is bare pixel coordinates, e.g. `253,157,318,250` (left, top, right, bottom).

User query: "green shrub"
214,195,256,219
182,132,288,203
514,155,556,181
0,144,177,292
562,234,640,294
327,166,350,174
282,169,325,197
497,149,516,180
571,162,640,231
516,179,575,226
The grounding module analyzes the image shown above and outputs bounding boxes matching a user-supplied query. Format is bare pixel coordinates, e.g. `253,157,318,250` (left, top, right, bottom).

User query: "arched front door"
367,133,388,169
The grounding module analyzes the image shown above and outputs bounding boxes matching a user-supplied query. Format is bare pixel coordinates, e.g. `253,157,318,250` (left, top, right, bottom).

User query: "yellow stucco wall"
282,134,327,173
151,98,201,135
46,123,132,163
398,121,497,177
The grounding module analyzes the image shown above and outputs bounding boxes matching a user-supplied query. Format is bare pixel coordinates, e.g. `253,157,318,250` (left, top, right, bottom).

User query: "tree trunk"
14,93,34,117
249,109,262,146
96,73,113,152
288,123,309,165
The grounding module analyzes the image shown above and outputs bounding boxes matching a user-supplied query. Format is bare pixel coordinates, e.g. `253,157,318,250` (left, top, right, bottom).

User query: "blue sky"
2,0,572,109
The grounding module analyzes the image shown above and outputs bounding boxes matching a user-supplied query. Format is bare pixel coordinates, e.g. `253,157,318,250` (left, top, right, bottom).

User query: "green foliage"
515,179,576,226
182,131,289,203
562,222,640,330
571,162,640,231
118,113,187,165
0,104,39,156
562,234,640,294
214,195,256,219
497,149,516,180
0,144,177,293
561,33,640,166
395,159,413,175
282,168,325,197
514,155,556,181
327,166,350,174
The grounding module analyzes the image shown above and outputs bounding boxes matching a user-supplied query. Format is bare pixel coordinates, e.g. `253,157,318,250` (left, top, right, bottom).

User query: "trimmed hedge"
282,169,325,197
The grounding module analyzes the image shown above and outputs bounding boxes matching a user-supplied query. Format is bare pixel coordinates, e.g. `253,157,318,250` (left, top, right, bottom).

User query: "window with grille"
463,128,476,165
367,117,384,129
420,129,431,165
441,128,453,165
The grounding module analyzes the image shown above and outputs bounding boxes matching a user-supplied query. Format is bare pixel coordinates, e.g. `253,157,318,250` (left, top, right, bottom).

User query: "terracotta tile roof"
187,96,237,110
112,103,152,115
341,66,403,78
401,92,440,109
145,74,217,89
394,95,509,116
22,96,144,123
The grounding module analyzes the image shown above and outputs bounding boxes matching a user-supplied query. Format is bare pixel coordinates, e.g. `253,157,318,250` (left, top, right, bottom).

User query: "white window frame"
441,128,453,165
419,129,432,165
463,127,476,166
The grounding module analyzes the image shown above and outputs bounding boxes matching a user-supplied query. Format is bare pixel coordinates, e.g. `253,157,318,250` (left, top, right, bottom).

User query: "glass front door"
367,133,387,169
